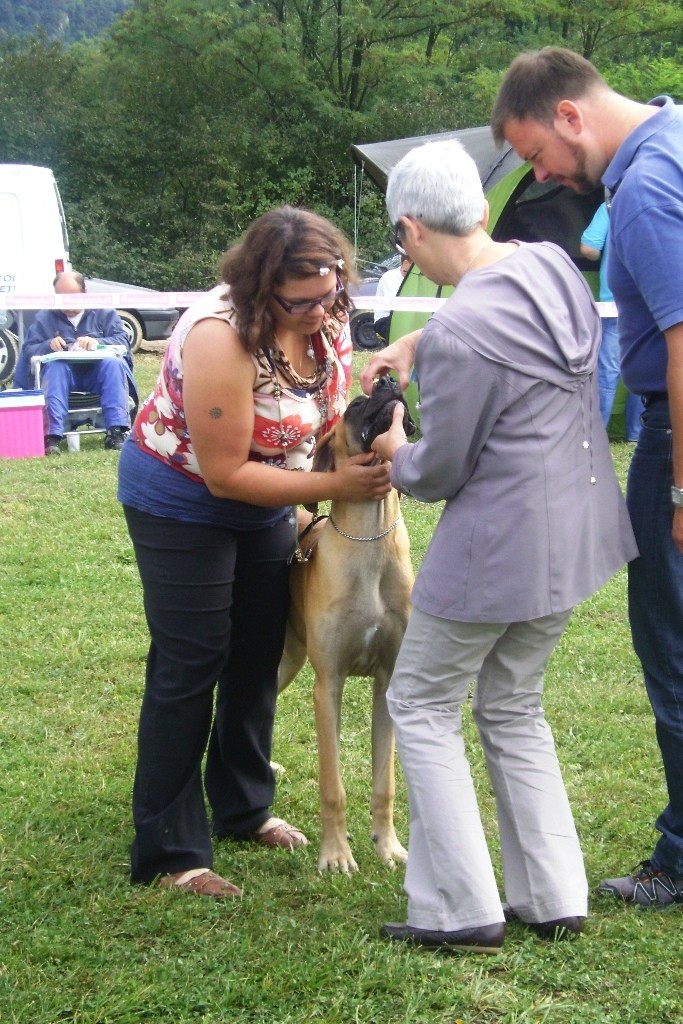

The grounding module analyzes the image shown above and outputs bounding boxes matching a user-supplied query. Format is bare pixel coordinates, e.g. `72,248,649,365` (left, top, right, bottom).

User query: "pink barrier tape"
0,292,205,310
0,292,618,317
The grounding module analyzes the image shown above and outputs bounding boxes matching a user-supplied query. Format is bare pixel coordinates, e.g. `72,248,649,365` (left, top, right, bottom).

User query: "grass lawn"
1,350,681,1024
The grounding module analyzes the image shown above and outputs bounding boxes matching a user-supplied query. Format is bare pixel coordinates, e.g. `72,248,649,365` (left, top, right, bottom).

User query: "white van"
0,164,178,378
0,163,70,295
0,164,70,381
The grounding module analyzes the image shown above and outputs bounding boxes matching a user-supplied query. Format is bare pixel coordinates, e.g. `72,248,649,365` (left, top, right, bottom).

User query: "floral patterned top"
132,285,352,481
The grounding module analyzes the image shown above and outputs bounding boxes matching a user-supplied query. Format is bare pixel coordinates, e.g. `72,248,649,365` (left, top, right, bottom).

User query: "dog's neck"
327,484,401,539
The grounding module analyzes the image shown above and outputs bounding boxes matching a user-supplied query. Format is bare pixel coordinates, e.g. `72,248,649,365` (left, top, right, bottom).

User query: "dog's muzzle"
360,375,417,452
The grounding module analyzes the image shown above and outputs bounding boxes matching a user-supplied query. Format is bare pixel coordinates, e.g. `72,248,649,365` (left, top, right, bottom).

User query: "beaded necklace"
271,335,319,389
264,336,332,469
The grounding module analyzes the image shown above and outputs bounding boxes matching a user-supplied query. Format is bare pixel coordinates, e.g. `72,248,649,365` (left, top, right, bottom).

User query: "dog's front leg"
371,672,408,867
314,672,358,873
278,621,307,695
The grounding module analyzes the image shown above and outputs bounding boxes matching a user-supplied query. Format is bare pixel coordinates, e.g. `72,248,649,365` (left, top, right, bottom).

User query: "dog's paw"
317,843,359,874
372,832,408,869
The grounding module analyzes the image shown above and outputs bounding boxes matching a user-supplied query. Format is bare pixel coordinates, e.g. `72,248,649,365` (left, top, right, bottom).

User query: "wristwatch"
671,486,683,507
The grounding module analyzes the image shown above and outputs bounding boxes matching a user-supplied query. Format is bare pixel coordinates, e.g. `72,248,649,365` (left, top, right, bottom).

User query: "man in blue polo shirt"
492,47,683,909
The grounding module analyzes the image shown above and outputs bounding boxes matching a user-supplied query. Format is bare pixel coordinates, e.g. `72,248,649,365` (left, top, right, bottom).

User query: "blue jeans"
627,398,683,875
599,319,642,441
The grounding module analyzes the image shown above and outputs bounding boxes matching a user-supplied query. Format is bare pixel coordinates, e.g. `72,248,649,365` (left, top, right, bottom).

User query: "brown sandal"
159,869,242,898
249,820,309,850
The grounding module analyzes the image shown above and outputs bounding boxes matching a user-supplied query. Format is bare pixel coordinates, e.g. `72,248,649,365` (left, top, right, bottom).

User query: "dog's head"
313,375,416,473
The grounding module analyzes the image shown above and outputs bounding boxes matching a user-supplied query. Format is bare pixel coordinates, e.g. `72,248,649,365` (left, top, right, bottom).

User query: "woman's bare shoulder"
183,315,255,374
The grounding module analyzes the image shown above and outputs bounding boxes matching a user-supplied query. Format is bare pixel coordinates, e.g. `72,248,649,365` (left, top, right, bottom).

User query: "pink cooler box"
0,390,46,459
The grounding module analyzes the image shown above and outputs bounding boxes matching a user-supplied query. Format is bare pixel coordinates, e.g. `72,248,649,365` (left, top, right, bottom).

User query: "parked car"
348,253,401,351
0,276,179,357
83,277,179,354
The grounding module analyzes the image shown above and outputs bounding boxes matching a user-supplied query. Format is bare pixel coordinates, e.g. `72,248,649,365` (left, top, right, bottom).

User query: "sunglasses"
389,222,407,257
273,276,344,316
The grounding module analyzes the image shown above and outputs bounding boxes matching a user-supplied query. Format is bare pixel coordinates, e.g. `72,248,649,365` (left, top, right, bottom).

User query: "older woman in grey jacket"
362,139,638,955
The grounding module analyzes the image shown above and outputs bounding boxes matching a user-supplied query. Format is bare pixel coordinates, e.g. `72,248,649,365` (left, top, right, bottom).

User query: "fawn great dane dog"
278,376,416,873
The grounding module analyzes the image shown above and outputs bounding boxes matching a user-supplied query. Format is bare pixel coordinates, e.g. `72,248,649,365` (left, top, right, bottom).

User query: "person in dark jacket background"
14,270,132,454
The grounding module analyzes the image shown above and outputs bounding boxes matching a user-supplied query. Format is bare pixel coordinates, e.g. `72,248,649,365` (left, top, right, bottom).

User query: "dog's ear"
312,426,337,473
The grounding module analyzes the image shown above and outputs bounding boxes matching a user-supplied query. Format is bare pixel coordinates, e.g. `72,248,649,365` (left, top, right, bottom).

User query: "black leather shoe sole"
380,921,504,954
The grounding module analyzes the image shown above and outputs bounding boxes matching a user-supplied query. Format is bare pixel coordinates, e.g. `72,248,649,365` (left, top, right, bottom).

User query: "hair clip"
319,258,344,276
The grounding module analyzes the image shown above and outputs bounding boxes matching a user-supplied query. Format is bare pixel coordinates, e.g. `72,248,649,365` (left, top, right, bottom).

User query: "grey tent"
351,125,524,194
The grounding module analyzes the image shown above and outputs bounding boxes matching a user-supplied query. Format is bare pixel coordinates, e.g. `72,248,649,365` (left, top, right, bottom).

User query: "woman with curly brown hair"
118,206,391,898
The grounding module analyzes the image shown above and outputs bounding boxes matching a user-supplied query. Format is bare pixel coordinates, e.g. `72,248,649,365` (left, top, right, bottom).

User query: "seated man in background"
14,270,132,455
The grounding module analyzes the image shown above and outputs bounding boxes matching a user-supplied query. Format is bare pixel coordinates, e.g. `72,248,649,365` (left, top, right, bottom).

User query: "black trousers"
123,506,293,884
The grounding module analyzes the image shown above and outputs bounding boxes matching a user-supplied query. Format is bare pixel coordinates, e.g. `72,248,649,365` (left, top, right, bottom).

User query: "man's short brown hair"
491,47,607,144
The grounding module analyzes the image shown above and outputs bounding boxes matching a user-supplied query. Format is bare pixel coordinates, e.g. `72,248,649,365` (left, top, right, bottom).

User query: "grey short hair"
386,140,486,238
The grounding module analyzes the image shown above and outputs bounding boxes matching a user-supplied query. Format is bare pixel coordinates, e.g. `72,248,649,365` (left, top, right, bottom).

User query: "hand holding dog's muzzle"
371,403,408,463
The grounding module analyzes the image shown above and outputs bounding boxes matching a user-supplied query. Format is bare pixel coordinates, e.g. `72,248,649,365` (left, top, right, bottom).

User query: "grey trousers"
388,607,587,930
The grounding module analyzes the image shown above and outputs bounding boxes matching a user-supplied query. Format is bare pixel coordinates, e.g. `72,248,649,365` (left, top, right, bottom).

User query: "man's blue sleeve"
97,310,129,349
13,313,55,388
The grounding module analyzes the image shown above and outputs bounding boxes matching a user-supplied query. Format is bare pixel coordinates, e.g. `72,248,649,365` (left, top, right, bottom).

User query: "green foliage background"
1,0,682,287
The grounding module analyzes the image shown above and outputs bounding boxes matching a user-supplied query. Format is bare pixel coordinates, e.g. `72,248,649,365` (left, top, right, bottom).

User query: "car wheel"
0,307,16,332
350,310,385,351
0,329,19,385
117,310,144,354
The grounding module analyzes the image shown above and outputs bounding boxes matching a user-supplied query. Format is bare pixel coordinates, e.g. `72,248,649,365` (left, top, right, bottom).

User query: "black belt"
643,391,668,408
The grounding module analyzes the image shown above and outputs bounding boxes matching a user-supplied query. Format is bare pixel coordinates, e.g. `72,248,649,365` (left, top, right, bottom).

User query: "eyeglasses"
389,222,407,257
273,279,344,316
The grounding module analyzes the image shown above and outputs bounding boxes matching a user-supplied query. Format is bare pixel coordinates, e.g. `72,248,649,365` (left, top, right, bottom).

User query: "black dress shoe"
380,921,505,954
527,917,584,939
503,905,584,939
104,426,129,451
44,434,63,456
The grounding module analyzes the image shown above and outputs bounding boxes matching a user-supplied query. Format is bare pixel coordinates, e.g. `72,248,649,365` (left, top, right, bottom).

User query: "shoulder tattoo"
208,406,223,419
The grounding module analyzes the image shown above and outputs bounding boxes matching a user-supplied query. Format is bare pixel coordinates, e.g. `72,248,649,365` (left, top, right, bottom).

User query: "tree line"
1,0,682,290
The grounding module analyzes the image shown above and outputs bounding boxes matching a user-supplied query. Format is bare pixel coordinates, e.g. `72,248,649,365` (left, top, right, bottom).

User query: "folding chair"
32,346,138,451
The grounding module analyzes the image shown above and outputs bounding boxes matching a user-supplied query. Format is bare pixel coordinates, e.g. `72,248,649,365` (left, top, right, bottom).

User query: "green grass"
1,351,681,1024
